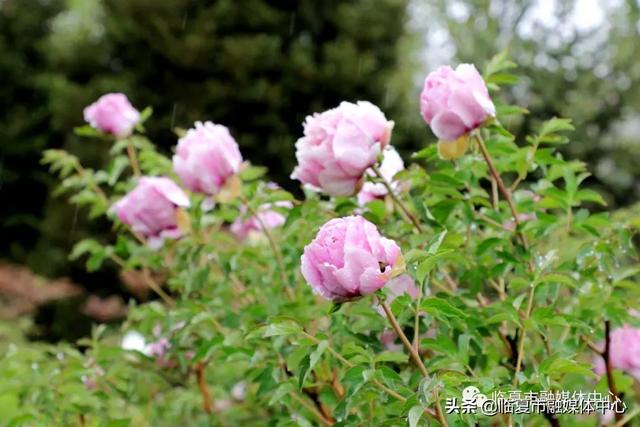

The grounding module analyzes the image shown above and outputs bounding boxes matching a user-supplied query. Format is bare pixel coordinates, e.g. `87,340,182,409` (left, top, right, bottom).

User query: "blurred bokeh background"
2,0,640,339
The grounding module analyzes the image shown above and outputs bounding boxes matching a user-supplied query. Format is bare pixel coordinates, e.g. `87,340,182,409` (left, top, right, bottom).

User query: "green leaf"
69,239,103,261
0,393,20,423
408,405,423,427
575,189,607,206
545,358,595,379
374,351,408,364
262,320,303,337
420,297,468,320
426,230,448,255
535,273,576,288
540,117,574,136
239,166,267,181
416,250,455,283
484,50,516,78
138,106,153,124
74,125,104,138
535,117,574,145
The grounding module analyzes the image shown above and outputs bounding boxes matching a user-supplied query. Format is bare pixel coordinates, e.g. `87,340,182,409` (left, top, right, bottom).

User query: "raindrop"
171,104,178,130
68,205,79,246
0,158,4,192
288,12,296,35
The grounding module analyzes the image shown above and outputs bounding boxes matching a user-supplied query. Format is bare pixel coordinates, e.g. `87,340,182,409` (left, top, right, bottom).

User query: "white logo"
461,386,488,413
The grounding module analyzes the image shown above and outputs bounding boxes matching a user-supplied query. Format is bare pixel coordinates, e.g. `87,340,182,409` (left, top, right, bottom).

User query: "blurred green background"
1,0,640,338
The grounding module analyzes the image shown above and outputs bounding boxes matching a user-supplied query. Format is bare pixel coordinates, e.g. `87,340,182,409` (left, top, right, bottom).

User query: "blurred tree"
45,0,410,183
0,0,63,262
414,0,640,206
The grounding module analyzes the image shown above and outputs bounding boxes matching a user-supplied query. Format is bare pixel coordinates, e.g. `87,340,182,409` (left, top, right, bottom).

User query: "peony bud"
83,93,140,138
291,101,394,197
113,176,190,249
420,64,495,157
172,121,243,198
301,215,403,301
231,201,291,241
357,146,405,206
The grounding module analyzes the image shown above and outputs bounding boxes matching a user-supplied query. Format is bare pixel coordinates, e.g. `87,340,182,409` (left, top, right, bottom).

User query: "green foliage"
1,58,639,426
0,0,64,261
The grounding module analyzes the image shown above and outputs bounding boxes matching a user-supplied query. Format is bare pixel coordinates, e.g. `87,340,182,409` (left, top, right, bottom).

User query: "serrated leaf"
408,405,423,427
239,166,267,181
262,320,302,337
420,297,468,320
374,351,408,364
416,250,454,283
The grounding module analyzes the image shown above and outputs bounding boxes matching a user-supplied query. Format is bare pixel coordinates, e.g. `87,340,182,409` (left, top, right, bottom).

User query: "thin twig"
441,270,458,292
239,195,293,300
581,336,602,355
476,212,513,232
377,297,448,426
412,286,422,351
474,132,528,250
142,267,176,306
371,164,423,233
126,143,141,177
289,392,334,426
491,177,499,209
110,254,175,306
301,331,412,405
513,285,535,384
377,297,428,376
195,362,213,414
475,132,536,386
73,164,108,203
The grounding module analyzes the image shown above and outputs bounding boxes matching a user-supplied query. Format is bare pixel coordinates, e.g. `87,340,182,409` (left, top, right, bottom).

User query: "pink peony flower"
593,325,640,381
83,93,140,138
420,64,495,142
357,146,405,206
231,201,291,240
113,177,190,249
173,121,243,196
301,215,403,301
291,101,394,196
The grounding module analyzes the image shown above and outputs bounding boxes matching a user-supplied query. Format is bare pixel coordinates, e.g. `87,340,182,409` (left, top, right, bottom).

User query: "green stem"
376,297,448,426
289,393,333,426
302,331,410,404
239,194,293,300
474,132,528,249
512,284,535,384
126,143,141,177
370,164,423,233
475,131,537,388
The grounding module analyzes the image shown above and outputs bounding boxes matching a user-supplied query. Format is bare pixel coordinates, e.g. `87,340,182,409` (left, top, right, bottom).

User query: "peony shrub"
2,54,639,426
